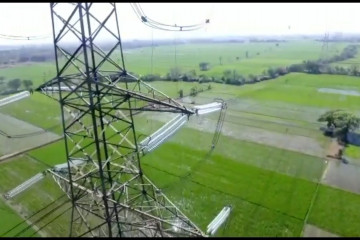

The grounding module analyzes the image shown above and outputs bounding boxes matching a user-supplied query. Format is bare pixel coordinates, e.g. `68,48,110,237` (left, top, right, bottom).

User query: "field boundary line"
25,153,54,169
0,195,46,237
150,116,326,159
300,159,328,236
0,136,63,163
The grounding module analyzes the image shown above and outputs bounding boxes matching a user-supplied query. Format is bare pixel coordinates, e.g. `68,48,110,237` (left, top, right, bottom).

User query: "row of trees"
139,67,284,86
139,44,359,87
0,46,55,65
287,45,359,75
18,54,54,63
0,77,33,94
219,44,360,85
177,84,212,99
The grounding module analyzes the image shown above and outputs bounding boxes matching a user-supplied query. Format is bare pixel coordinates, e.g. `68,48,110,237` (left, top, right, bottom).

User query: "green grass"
142,142,318,220
0,155,71,237
137,117,325,182
122,40,346,77
20,116,326,183
2,71,359,135
141,153,306,237
0,198,39,237
4,125,323,236
193,154,317,220
238,73,360,110
1,40,360,237
0,92,62,134
308,185,360,237
1,112,358,237
212,135,325,182
143,139,360,237
161,176,304,237
0,40,347,89
133,80,207,98
28,140,66,167
204,109,328,145
0,81,201,132
0,62,55,87
344,145,360,160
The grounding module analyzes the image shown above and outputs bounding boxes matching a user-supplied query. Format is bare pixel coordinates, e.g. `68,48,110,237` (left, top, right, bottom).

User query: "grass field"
2,72,360,135
0,155,69,237
0,40,348,88
308,185,360,237
0,93,62,134
1,40,360,237
235,73,360,110
0,197,39,237
122,40,346,77
2,70,360,236
345,145,360,160
4,125,359,237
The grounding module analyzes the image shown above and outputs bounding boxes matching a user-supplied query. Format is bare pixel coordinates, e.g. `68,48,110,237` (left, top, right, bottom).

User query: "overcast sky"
0,3,359,45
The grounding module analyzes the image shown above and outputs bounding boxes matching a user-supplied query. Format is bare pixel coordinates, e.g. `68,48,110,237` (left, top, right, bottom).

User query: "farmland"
0,40,347,87
1,39,360,237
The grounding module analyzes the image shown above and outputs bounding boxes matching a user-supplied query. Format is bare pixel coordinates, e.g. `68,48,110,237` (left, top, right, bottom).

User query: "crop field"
1,40,360,237
0,155,71,237
0,112,60,157
0,40,347,87
122,40,346,77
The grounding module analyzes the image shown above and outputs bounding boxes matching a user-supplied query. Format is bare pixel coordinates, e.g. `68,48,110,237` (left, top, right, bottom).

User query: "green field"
0,40,347,88
344,145,360,161
1,40,360,237
2,72,360,134
122,40,346,77
0,156,69,237
3,124,358,237
0,93,62,134
0,196,39,237
308,185,360,237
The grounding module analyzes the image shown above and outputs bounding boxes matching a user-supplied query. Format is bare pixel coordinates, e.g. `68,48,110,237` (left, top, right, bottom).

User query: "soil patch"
303,224,339,237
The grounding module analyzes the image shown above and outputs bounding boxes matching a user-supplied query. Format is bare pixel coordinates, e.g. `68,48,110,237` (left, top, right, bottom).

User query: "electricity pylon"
36,3,205,237
321,31,329,60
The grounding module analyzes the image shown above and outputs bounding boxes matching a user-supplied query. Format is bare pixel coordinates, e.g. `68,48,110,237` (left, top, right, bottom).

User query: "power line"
0,118,71,139
13,199,71,237
130,3,210,32
0,33,51,41
0,194,67,237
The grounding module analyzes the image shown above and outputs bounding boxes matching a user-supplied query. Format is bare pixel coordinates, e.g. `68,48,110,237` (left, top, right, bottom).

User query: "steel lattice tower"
321,31,329,60
36,3,205,237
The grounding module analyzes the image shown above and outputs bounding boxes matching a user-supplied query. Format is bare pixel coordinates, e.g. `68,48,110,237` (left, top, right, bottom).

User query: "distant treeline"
0,47,54,65
0,77,33,95
315,37,360,43
138,44,360,87
0,37,291,65
288,44,359,74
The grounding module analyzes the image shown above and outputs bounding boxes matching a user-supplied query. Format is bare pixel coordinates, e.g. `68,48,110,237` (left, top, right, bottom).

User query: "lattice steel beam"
35,2,204,237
